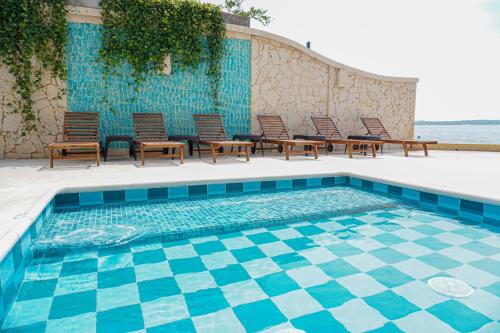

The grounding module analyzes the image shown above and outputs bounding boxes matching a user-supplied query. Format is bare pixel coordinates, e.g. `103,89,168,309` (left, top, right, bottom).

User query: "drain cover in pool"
428,277,474,298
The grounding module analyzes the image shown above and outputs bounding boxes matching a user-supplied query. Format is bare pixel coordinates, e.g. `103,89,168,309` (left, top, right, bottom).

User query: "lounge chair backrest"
361,118,392,140
133,113,168,141
311,117,344,140
257,115,290,140
193,114,228,141
63,112,99,142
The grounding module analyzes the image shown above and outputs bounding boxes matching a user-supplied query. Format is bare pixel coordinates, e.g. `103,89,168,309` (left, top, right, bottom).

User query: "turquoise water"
415,125,500,144
1,187,499,332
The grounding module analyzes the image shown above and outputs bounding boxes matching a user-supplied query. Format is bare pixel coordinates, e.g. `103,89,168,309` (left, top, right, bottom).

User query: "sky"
208,0,500,121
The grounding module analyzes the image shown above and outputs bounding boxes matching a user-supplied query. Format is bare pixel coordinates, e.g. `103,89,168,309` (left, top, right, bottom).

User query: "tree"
222,0,271,26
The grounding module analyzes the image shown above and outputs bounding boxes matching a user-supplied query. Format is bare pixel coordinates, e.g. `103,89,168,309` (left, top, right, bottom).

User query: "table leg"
180,146,184,164
210,144,217,163
284,143,290,160
141,144,145,165
348,143,353,158
403,143,409,157
96,145,101,166
371,144,376,157
245,146,250,161
260,141,264,156
196,142,201,159
103,140,110,162
423,144,429,156
313,144,318,159
50,148,54,168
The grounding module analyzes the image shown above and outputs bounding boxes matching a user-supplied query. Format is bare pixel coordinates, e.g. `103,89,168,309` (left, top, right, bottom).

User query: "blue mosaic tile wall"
66,23,251,142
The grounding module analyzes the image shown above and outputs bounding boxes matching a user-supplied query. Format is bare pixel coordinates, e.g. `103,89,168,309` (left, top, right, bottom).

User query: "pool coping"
2,170,500,263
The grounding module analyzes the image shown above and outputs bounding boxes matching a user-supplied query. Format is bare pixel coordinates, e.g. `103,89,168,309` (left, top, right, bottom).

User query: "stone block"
2,113,22,132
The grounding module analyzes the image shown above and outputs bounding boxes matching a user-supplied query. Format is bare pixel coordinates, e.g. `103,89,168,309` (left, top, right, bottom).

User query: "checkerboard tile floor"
2,207,499,333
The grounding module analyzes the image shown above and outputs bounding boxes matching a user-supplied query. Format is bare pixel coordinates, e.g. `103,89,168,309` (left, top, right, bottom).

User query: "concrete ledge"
428,143,500,152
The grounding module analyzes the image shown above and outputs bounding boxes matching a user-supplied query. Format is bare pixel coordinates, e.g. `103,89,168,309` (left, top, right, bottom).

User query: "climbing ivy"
0,0,67,134
100,0,226,111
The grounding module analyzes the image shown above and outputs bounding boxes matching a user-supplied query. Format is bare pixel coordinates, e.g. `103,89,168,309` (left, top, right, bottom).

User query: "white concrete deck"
1,150,499,260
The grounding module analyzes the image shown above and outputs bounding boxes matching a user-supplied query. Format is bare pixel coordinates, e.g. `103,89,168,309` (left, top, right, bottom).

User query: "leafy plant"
99,0,226,111
222,0,271,26
0,0,67,134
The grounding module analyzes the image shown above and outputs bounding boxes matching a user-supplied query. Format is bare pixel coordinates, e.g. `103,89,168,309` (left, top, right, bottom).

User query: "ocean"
414,124,500,144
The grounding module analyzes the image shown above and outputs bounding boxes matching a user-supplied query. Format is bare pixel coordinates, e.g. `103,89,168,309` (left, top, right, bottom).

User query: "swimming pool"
1,176,499,332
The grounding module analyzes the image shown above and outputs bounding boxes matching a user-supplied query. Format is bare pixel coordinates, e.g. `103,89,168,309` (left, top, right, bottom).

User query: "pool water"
2,189,500,332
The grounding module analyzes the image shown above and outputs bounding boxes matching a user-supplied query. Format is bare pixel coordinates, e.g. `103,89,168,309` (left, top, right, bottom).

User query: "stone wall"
251,35,417,140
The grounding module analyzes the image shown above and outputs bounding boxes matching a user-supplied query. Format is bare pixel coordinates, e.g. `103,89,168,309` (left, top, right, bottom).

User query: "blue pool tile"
365,322,403,333
1,322,47,333
188,185,207,197
484,204,500,225
79,192,104,206
372,233,405,246
49,290,97,319
272,253,310,270
233,299,287,332
292,179,307,188
98,267,136,289
231,247,266,262
243,181,260,192
437,195,460,212
321,177,336,186
193,241,226,255
256,272,300,297
169,257,206,275
306,177,322,187
226,183,243,193
248,232,279,245
260,180,276,190
350,178,362,187
388,185,402,196
147,188,168,200
318,259,359,279
133,249,167,266
370,248,410,264
415,237,452,251
453,228,489,240
412,225,443,236
292,310,349,333
484,281,500,297
125,189,148,202
427,300,492,332
402,188,420,201
138,277,180,302
284,237,317,251
55,193,79,208
184,288,229,317
168,186,188,199
207,183,225,196
97,304,144,333
60,258,97,277
368,266,413,288
98,245,130,257
364,290,419,320
275,179,292,190
295,225,323,236
336,176,348,185
417,253,462,270
362,179,374,191
373,182,389,193
210,264,251,286
16,279,58,301
326,243,363,257
419,191,438,205
469,258,500,277
306,280,355,308
103,190,125,204
147,318,196,333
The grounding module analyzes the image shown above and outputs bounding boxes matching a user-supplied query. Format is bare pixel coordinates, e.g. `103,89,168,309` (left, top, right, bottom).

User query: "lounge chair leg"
403,143,409,157
197,142,201,159
50,148,54,168
348,143,353,158
284,143,290,160
180,146,184,164
423,144,429,156
96,145,100,166
210,145,217,163
245,146,250,161
313,144,318,159
371,144,376,158
141,144,145,166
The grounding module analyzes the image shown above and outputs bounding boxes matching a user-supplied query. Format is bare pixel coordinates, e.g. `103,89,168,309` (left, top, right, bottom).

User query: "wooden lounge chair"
133,113,185,165
193,114,253,163
311,116,383,158
257,115,323,160
48,112,101,168
361,117,437,157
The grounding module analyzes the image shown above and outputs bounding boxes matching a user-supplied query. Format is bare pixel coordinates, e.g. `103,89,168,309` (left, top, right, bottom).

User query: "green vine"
100,0,226,111
0,0,67,134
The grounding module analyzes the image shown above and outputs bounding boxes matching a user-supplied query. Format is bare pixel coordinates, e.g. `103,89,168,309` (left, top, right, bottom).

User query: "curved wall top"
66,6,418,84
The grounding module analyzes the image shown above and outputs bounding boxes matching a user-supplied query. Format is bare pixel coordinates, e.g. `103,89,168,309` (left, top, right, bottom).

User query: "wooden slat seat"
48,112,100,168
193,114,252,163
133,113,185,165
361,117,438,157
257,115,323,160
311,116,384,158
